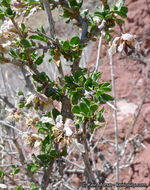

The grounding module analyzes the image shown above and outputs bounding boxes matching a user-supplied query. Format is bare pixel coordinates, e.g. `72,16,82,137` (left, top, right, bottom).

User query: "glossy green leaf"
16,186,22,190
29,35,48,43
35,55,44,65
20,39,31,48
80,102,90,117
9,48,18,58
63,41,70,50
72,105,81,114
90,104,98,112
27,163,39,174
21,23,25,33
52,108,61,120
70,36,80,46
101,93,114,101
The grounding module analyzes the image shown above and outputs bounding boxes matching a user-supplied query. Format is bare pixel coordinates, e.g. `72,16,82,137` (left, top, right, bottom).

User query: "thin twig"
95,34,103,73
109,53,119,189
42,0,55,38
0,121,23,134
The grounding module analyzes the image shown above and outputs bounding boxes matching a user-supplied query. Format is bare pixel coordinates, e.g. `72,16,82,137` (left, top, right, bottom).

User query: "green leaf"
11,165,20,175
120,6,128,15
20,39,31,48
90,104,98,112
42,135,51,154
115,0,124,10
101,93,114,101
37,26,46,34
50,150,60,158
81,97,90,107
9,48,18,58
63,41,70,50
18,101,24,108
80,102,90,117
29,35,48,43
62,10,71,18
80,9,89,17
39,72,47,82
35,55,44,65
61,147,68,157
1,0,9,7
18,91,24,96
27,163,39,174
72,105,81,114
95,107,105,122
91,72,101,81
105,13,112,20
70,36,80,46
0,12,4,19
52,108,61,120
64,76,73,84
21,23,26,33
30,183,39,190
94,11,105,19
19,52,27,60
84,78,93,91
0,170,4,179
5,7,15,18
90,123,99,133
37,154,52,165
16,186,22,190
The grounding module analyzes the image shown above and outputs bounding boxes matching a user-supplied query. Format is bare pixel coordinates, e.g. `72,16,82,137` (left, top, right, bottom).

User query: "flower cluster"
109,33,136,55
41,115,75,149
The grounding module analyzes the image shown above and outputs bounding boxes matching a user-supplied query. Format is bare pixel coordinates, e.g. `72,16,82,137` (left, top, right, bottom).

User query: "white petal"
40,117,55,125
56,115,63,124
0,184,7,188
64,127,73,136
118,43,124,52
25,94,36,106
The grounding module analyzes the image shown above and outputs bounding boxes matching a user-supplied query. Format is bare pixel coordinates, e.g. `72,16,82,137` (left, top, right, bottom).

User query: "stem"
95,34,103,73
42,0,55,38
109,53,119,189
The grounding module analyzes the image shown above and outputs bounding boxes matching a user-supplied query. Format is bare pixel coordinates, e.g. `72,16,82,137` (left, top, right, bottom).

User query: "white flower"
34,140,42,148
64,119,73,136
25,94,36,106
64,126,73,136
40,116,55,125
56,115,63,128
121,33,136,42
0,184,7,189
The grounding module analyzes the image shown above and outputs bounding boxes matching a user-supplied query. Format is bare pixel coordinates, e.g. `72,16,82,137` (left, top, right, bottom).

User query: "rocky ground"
88,0,150,189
